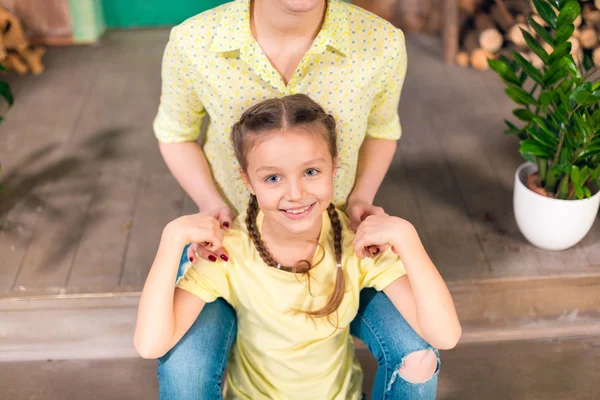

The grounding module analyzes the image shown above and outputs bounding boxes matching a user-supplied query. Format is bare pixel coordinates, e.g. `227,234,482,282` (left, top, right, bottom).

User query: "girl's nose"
286,179,305,200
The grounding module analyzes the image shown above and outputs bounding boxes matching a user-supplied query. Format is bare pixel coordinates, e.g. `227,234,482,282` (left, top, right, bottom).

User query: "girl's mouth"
280,202,316,220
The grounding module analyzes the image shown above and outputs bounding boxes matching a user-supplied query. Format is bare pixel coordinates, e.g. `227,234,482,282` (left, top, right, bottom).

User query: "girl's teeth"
287,205,310,214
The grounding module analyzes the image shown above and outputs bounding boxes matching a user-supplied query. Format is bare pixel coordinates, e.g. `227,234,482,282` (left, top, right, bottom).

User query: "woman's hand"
165,213,225,260
346,198,388,256
186,206,235,263
352,215,414,259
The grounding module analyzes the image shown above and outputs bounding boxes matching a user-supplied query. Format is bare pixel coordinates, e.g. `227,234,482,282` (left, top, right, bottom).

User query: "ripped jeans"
157,245,440,399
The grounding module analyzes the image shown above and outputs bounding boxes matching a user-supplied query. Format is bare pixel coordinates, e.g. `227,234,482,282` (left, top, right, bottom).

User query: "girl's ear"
240,169,255,195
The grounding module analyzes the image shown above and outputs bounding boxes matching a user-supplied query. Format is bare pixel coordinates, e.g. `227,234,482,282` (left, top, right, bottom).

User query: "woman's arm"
133,214,223,358
354,216,462,350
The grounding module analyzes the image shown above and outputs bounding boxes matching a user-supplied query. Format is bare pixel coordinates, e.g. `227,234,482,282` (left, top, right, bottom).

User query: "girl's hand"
352,215,413,259
164,213,225,261
186,206,235,263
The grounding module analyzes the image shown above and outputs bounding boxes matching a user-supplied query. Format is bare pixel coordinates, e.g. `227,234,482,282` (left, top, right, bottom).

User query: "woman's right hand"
164,213,226,262
186,206,235,263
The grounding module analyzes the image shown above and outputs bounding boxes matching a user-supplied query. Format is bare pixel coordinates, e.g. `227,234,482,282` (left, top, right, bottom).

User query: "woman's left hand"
346,198,387,256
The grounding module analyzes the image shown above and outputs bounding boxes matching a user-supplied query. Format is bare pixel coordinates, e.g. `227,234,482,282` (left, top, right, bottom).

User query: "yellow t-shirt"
176,210,406,399
153,0,408,213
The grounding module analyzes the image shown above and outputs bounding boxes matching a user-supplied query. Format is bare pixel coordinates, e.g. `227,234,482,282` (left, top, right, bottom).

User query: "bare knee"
397,349,438,384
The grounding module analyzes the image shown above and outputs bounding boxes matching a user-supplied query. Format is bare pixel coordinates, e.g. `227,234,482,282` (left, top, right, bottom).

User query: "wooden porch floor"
1,30,599,298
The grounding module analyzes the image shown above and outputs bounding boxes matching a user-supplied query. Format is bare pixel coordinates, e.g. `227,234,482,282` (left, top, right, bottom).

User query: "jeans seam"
218,316,236,381
357,312,388,398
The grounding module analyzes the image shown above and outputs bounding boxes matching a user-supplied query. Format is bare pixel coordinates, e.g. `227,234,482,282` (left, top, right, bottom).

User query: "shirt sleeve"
176,259,231,304
153,27,206,143
365,28,407,141
359,248,407,291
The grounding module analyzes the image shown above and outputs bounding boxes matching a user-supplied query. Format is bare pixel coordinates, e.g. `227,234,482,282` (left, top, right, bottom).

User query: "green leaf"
543,61,570,86
528,15,554,46
590,109,600,131
579,143,600,158
526,124,558,148
504,120,521,135
547,42,571,65
570,165,582,184
488,58,521,86
553,23,575,46
556,1,580,29
0,65,7,72
549,0,572,9
533,0,558,29
0,82,13,107
522,30,549,63
573,112,589,138
569,82,592,108
539,90,560,105
520,139,555,158
545,57,580,83
574,90,599,107
513,108,536,122
532,117,560,144
513,52,544,85
505,84,539,106
558,78,574,93
583,187,591,199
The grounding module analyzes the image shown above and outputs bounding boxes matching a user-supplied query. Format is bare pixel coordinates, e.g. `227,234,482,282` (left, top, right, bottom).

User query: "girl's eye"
304,168,319,177
265,175,281,183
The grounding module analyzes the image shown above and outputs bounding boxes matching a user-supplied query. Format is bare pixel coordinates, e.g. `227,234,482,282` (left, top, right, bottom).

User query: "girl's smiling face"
242,125,336,236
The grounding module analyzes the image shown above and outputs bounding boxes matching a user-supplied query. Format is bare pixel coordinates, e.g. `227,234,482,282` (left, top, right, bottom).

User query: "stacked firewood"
0,7,46,75
455,0,600,71
354,0,444,35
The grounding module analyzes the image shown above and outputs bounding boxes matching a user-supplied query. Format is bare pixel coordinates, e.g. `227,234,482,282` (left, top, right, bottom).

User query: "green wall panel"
102,0,229,28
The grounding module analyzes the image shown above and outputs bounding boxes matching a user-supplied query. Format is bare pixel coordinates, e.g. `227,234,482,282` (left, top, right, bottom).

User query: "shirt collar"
209,0,349,56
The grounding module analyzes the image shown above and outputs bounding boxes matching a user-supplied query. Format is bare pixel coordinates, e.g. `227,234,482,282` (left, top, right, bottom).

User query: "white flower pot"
513,162,600,251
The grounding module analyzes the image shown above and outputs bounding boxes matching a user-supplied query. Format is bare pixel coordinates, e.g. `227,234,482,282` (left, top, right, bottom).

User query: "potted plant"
488,0,600,251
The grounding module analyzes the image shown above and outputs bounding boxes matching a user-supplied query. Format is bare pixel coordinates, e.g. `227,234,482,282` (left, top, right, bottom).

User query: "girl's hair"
231,94,344,318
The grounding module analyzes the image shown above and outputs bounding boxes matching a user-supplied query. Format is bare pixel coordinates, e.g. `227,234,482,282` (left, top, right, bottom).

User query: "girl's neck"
261,214,322,250
251,0,326,42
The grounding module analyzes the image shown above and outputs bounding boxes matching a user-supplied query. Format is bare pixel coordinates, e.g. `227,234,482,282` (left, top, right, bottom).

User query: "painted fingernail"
220,254,229,262
208,255,217,262
223,222,230,228
189,257,195,263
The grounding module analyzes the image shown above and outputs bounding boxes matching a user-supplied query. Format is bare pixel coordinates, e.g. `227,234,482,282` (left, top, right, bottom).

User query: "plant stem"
558,174,570,199
536,158,548,181
552,129,565,168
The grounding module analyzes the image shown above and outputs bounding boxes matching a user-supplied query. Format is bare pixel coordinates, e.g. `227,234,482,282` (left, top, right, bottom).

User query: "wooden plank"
2,46,104,293
65,33,159,292
432,57,545,278
67,163,143,291
0,295,140,361
119,171,184,289
398,37,491,282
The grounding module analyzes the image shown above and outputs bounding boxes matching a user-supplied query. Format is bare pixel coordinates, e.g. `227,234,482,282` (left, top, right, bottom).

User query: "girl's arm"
133,214,223,359
353,216,461,350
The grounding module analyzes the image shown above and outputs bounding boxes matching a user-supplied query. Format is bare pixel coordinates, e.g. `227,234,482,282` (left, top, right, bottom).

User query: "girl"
135,94,461,399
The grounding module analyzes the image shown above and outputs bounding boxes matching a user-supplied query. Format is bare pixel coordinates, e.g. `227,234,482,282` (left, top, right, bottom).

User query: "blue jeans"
158,245,439,399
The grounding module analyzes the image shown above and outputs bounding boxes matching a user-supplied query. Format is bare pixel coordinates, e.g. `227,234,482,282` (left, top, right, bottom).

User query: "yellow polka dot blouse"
153,0,408,214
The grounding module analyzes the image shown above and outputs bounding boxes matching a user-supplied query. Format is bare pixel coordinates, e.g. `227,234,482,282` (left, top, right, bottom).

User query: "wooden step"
2,273,600,361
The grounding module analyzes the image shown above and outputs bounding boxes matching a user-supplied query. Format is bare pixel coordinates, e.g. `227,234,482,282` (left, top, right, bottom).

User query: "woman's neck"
251,0,326,42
